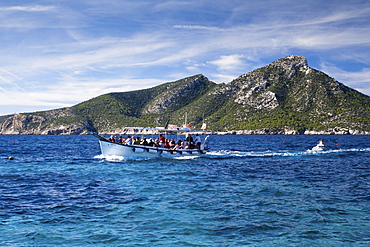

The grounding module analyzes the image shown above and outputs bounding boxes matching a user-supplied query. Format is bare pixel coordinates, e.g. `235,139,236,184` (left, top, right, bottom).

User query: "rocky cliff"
1,55,369,135
0,109,96,135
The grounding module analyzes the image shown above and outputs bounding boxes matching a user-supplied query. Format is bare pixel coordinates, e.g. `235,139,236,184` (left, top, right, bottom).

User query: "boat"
311,139,326,151
93,127,209,159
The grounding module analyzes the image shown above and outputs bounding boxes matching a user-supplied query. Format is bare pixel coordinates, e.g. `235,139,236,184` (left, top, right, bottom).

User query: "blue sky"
1,0,370,116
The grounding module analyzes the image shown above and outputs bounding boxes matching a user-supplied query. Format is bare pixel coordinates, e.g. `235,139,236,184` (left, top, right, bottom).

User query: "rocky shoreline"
0,114,369,135
96,127,369,136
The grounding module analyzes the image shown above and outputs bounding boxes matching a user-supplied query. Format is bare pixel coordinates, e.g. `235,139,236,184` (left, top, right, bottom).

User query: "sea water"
0,135,369,246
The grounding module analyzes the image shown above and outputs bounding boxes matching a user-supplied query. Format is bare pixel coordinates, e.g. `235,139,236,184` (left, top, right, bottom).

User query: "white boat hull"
99,140,205,159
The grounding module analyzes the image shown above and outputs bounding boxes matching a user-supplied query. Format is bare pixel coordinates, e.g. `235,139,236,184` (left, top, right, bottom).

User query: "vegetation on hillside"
1,56,369,134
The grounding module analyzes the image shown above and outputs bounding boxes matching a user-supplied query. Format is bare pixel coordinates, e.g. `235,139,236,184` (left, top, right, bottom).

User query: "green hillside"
0,56,369,134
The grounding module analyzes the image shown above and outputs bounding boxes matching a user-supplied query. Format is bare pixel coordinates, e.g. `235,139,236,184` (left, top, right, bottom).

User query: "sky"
1,0,370,116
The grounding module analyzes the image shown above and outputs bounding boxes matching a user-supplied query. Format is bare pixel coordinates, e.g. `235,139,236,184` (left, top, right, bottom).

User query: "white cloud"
208,55,246,72
173,25,226,31
0,76,164,113
0,5,56,12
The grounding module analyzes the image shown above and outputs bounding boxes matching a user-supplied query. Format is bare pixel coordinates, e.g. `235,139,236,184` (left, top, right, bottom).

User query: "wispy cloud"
0,5,56,12
0,69,23,90
173,25,227,31
0,0,369,115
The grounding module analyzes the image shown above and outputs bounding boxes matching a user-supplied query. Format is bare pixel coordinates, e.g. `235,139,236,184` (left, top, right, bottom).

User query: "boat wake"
172,155,200,160
204,147,370,159
94,153,202,161
94,154,153,161
94,147,370,161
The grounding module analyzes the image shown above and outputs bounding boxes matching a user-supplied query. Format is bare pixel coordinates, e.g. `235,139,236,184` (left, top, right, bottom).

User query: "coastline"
96,127,369,136
0,126,369,135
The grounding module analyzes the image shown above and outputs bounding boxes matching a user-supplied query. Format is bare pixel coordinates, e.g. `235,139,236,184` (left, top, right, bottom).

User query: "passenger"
140,137,148,146
153,138,160,147
148,138,155,147
179,140,184,149
125,135,133,145
164,140,171,149
172,140,182,150
159,137,167,147
185,133,194,148
159,134,166,143
109,135,115,142
184,142,190,149
134,137,141,145
154,140,160,147
194,134,202,149
172,144,179,150
170,138,176,148
317,139,325,147
119,136,126,144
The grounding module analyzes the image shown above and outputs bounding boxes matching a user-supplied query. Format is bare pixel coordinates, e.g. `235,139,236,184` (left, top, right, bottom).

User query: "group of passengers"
108,133,202,150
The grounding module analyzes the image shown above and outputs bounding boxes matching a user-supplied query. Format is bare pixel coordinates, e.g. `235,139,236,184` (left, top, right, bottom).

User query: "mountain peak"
270,55,308,71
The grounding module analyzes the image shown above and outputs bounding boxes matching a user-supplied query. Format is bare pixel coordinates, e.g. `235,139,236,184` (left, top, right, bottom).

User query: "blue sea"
0,134,369,246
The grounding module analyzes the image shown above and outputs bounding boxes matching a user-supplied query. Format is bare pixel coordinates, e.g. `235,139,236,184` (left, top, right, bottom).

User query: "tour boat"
93,127,209,159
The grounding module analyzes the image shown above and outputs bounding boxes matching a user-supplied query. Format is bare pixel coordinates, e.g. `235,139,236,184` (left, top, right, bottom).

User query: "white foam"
173,155,199,160
94,154,149,161
204,147,370,159
94,147,370,161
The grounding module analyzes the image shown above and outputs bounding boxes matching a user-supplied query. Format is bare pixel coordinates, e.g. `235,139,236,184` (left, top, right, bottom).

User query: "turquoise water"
0,135,369,246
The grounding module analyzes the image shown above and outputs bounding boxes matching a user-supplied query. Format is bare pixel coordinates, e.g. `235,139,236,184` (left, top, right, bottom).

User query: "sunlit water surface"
0,135,369,246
